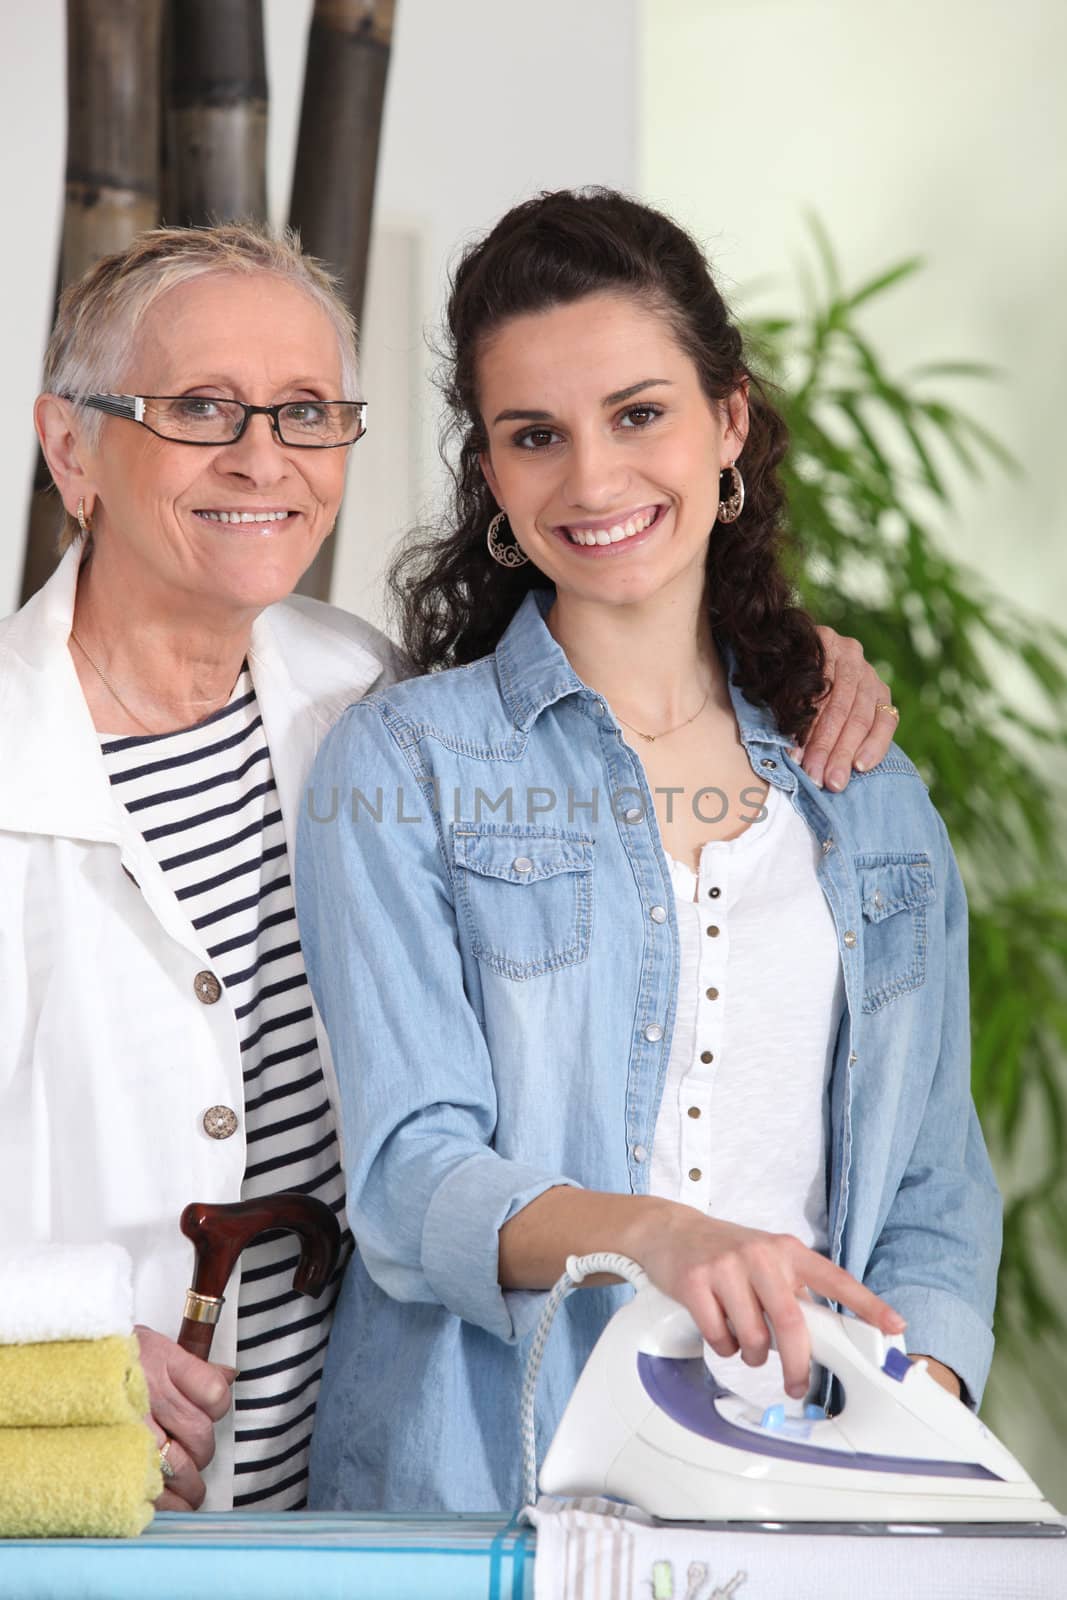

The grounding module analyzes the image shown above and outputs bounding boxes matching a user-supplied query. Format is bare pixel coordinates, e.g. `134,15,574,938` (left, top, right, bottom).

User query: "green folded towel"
0,1423,161,1537
0,1335,149,1428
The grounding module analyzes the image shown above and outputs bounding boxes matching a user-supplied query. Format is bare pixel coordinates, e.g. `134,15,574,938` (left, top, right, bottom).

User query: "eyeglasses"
77,393,368,449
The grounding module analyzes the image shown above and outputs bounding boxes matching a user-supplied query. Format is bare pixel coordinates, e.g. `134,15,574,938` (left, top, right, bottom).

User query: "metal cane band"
183,1288,224,1324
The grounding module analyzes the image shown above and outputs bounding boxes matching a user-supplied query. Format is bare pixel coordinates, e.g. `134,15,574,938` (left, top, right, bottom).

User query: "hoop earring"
76,497,94,537
716,465,745,524
486,510,529,568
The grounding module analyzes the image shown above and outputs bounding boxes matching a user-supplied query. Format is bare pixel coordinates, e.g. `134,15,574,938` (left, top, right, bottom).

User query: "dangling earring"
486,510,529,568
76,497,94,537
716,464,745,524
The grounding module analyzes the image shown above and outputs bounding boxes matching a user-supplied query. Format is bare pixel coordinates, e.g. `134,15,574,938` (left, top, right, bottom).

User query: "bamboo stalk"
20,0,164,604
163,0,268,226
289,0,397,602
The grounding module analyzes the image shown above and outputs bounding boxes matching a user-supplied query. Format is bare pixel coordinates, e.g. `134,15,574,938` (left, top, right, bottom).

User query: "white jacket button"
202,1106,238,1140
194,971,222,1004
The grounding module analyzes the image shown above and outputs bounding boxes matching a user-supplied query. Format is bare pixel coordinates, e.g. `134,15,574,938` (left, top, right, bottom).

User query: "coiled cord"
520,1252,648,1508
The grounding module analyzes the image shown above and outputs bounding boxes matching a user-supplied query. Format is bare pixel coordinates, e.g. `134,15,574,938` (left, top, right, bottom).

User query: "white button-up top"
650,784,845,1406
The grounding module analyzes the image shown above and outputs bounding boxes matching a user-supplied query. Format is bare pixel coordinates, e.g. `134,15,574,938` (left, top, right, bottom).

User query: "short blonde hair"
43,221,360,552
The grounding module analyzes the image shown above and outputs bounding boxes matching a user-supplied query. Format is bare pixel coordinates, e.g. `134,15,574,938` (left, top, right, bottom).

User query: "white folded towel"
0,1243,134,1344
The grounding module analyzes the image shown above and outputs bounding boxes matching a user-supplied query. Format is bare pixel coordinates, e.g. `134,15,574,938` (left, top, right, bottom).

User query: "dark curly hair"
389,187,826,740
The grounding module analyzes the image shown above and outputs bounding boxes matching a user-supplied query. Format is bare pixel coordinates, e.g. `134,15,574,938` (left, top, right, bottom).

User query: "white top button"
643,1023,664,1043
513,857,534,873
633,1144,648,1163
649,904,667,924
624,807,643,824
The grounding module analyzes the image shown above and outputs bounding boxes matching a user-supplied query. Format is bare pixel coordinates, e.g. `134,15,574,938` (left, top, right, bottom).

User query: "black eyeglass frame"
76,393,368,449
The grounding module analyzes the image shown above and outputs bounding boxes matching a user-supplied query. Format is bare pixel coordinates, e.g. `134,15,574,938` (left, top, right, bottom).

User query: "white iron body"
540,1281,1061,1525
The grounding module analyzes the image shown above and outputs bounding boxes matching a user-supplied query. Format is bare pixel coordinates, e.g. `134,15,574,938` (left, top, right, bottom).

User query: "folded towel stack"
0,1244,162,1538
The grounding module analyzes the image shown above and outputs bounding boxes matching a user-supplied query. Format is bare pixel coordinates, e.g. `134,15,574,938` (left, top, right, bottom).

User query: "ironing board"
2,1508,1065,1598
0,1512,534,1599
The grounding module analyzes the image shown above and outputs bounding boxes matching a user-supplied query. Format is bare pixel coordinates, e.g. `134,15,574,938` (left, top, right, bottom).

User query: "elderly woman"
0,225,402,1512
0,220,893,1514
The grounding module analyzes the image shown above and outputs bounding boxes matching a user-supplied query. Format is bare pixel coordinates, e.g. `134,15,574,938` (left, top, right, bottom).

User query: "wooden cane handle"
176,1194,342,1356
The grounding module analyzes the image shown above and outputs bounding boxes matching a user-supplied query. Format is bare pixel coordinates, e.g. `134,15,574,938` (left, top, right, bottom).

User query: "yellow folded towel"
0,1335,149,1429
0,1422,161,1538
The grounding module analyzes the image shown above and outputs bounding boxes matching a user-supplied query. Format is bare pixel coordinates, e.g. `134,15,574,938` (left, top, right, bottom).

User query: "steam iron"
535,1256,1064,1532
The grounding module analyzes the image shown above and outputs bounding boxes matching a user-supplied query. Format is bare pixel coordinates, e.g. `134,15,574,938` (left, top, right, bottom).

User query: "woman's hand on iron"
628,1207,906,1400
801,628,896,791
499,1188,904,1399
135,1324,236,1509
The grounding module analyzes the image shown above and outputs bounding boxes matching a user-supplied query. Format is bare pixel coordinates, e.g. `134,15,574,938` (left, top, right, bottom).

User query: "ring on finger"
158,1438,177,1481
874,701,900,720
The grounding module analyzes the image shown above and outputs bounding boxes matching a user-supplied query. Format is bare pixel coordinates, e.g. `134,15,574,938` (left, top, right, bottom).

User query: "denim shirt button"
761,758,777,770
649,904,667,924
633,1144,648,1163
624,807,643,824
822,837,834,855
643,1023,664,1043
512,857,534,874
843,929,858,948
593,700,605,715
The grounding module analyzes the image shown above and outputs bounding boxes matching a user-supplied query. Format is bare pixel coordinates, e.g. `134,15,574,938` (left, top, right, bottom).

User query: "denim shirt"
296,589,1001,1514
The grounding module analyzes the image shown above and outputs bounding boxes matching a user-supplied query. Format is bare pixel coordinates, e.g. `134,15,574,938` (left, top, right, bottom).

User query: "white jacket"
0,546,403,1506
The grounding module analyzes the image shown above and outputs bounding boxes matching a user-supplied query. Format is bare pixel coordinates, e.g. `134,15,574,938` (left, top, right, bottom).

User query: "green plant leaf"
906,359,1004,381
846,256,924,309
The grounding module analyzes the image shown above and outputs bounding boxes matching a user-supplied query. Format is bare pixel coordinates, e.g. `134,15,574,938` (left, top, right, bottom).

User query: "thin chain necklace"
614,689,710,743
70,629,229,736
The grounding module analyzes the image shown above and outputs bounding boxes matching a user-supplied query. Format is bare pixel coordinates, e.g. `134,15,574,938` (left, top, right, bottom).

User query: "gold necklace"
614,689,710,743
70,629,228,736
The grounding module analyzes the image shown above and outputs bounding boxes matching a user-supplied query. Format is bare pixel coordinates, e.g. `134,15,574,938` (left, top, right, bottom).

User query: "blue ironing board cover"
0,1510,535,1599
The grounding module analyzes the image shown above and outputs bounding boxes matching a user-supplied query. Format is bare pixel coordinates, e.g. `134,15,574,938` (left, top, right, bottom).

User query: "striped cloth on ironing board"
527,1498,1067,1599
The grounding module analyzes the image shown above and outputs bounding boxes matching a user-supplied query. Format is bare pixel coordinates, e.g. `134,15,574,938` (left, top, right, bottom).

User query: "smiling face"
71,270,351,616
478,291,748,612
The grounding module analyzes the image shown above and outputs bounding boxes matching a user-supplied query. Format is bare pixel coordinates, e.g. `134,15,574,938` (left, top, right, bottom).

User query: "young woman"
296,190,1001,1513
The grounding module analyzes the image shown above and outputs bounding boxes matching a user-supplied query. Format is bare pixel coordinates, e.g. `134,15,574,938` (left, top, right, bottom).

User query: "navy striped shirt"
100,669,348,1508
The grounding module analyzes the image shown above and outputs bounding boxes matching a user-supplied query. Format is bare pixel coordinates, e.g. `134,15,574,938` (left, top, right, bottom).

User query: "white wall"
640,0,1067,624
0,0,638,622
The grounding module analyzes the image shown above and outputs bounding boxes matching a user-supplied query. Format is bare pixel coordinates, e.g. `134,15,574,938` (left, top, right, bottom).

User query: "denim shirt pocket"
855,852,935,1014
451,822,594,981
